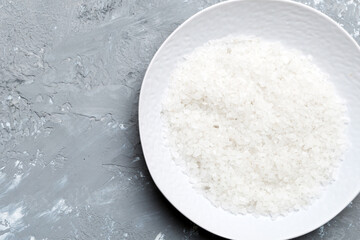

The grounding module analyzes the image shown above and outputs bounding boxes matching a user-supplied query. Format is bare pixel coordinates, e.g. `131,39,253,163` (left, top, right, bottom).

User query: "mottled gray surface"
0,0,359,239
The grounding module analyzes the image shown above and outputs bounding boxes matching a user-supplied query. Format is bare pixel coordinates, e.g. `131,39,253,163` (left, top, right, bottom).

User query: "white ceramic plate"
139,1,360,239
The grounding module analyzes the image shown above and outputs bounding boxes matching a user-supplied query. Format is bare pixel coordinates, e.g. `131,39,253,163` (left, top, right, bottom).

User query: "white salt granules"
162,36,348,216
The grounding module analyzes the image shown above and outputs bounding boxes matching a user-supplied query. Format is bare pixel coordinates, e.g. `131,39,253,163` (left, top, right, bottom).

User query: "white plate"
138,0,360,239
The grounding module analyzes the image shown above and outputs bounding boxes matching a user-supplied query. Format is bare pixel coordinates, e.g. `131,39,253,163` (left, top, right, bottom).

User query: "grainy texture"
0,0,358,239
163,36,348,216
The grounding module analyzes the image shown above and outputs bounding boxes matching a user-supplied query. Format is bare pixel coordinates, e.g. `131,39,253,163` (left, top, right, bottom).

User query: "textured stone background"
0,0,359,239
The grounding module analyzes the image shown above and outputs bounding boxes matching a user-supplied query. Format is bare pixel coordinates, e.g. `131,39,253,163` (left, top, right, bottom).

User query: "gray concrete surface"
0,0,359,239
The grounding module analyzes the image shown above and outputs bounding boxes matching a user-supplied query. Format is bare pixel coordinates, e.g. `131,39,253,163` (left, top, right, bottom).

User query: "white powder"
162,36,348,216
